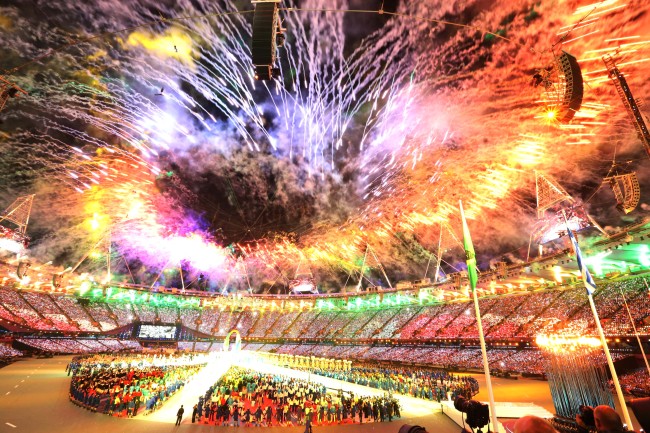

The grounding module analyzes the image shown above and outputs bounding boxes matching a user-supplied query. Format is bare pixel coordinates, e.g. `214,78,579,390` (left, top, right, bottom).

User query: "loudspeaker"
16,261,30,279
251,2,280,80
52,274,63,288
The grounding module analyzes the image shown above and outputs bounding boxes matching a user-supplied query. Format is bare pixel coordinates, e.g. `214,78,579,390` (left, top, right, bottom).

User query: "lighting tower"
535,172,574,219
602,54,650,158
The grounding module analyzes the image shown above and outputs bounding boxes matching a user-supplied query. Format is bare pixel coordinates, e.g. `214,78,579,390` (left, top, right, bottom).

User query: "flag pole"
434,223,443,283
586,294,632,428
459,201,499,433
472,273,500,433
561,211,632,428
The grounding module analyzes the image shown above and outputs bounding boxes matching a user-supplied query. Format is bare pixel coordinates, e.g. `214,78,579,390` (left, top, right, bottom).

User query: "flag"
459,201,478,292
563,213,596,296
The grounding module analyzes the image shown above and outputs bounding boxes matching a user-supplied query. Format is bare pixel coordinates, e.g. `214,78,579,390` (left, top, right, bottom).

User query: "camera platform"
441,400,553,433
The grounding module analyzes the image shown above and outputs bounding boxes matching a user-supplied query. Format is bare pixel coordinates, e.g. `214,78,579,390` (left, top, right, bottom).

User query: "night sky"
0,0,649,292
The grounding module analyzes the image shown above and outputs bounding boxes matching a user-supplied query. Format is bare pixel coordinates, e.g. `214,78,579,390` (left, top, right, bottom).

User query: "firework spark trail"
279,0,650,282
1,0,414,287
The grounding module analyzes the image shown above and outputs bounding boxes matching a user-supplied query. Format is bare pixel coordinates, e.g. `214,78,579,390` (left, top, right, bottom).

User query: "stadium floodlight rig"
532,173,605,247
0,194,35,253
602,53,650,159
535,172,574,219
289,254,318,294
251,0,286,81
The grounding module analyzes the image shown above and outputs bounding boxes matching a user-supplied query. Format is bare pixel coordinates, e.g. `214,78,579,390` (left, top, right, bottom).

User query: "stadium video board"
135,324,180,340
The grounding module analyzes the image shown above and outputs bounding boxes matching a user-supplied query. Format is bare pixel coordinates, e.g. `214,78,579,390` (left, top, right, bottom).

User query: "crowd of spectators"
195,366,401,427
85,303,117,331
178,341,194,351
219,312,243,335
157,307,179,324
376,308,419,339
256,311,300,338
95,339,124,352
133,304,156,322
483,296,528,338
301,312,336,338
108,304,135,327
17,338,141,354
197,309,220,334
617,367,650,397
194,341,213,351
406,304,466,339
180,308,201,330
398,306,440,339
21,291,78,331
437,307,478,338
332,311,366,338
355,310,400,339
0,287,52,330
68,353,204,415
236,311,258,336
321,312,355,339
283,311,320,338
603,278,650,335
53,297,99,332
513,291,563,337
0,344,22,358
535,289,589,335
1,276,650,346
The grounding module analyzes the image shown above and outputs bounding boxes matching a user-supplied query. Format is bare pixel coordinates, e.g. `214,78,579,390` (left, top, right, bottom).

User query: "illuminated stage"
142,352,234,423
146,350,451,422
0,355,462,433
0,352,642,432
143,350,552,433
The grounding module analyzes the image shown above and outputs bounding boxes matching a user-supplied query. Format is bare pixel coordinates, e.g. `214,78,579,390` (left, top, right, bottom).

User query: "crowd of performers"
68,353,205,416
312,364,479,402
67,352,480,425
194,367,401,426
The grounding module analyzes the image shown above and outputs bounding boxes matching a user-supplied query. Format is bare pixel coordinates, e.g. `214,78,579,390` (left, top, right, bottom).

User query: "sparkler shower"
0,0,649,291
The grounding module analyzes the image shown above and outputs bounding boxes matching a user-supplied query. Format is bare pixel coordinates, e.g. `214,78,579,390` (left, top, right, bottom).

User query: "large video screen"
137,324,179,340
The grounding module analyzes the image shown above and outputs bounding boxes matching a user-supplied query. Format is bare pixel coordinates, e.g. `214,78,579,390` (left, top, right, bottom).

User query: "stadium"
1,0,650,433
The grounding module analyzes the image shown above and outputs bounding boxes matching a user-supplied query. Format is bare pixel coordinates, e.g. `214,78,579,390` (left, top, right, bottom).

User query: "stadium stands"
85,302,118,331
0,344,22,358
0,279,648,343
17,338,142,354
0,275,648,377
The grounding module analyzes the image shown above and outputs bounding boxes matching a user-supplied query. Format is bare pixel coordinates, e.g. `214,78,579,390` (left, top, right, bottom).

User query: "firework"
0,0,648,291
